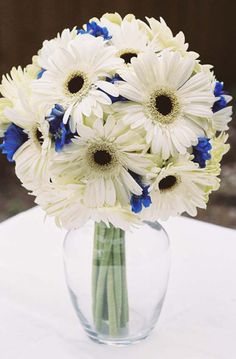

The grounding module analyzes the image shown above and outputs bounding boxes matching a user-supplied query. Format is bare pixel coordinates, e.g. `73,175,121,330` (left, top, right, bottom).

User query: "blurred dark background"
0,0,235,227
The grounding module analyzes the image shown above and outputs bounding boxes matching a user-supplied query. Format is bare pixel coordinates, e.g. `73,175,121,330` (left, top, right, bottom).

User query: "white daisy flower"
212,105,232,131
36,27,78,71
212,84,232,132
97,15,157,64
50,116,153,208
0,66,32,107
26,56,43,80
142,154,219,220
194,62,214,80
147,17,199,59
0,98,12,136
34,182,141,231
117,50,215,159
95,13,130,26
32,35,122,132
0,66,52,187
3,93,52,190
206,132,230,177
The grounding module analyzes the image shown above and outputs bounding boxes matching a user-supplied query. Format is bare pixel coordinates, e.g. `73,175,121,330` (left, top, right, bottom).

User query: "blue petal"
213,81,229,113
213,96,227,112
142,186,150,197
51,104,64,117
47,104,75,151
37,68,46,79
192,137,212,168
142,195,152,208
55,138,63,152
214,81,224,97
130,174,152,213
0,123,28,162
77,21,112,40
130,196,143,213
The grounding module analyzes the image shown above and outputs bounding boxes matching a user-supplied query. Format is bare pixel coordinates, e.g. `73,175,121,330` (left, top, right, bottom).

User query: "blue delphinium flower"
77,21,112,40
130,172,152,213
192,137,212,168
47,104,75,152
130,186,152,214
0,123,28,162
213,81,227,113
37,68,46,79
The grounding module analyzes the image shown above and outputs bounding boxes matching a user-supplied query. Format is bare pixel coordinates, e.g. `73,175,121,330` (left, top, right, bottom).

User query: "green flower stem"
92,222,106,317
92,223,99,317
107,260,118,336
94,225,113,332
92,222,129,336
121,237,129,326
112,229,123,328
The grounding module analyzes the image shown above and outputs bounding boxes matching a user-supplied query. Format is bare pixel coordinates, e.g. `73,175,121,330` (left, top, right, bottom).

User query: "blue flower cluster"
0,123,28,162
77,21,112,40
213,81,227,113
192,137,212,168
130,186,152,214
130,173,152,213
47,104,75,152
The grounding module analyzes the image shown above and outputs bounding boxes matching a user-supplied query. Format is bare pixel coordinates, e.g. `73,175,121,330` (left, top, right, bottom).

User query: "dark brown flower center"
67,75,84,94
120,52,137,64
159,175,177,191
36,129,44,145
93,150,112,166
155,95,173,116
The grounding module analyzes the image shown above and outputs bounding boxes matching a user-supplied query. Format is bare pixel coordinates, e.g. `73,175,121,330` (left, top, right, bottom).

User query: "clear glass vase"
63,220,170,346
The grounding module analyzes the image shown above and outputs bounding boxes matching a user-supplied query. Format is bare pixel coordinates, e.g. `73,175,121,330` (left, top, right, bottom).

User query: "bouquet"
0,13,232,343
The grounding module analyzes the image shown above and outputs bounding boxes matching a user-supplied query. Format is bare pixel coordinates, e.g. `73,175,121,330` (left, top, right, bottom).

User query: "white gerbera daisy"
0,66,52,187
142,154,218,220
95,13,132,26
206,132,230,177
147,17,199,59
50,116,153,208
194,63,214,80
117,50,215,159
0,98,11,136
212,91,232,132
0,66,32,107
97,15,157,64
36,27,78,71
32,35,122,132
209,81,233,132
212,105,232,131
4,94,52,190
34,182,141,231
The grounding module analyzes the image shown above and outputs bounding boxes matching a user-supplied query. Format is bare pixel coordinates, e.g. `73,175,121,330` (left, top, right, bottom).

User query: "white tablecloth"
0,207,235,359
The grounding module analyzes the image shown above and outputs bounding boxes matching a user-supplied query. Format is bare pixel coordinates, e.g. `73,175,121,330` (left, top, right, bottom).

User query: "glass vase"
63,220,170,346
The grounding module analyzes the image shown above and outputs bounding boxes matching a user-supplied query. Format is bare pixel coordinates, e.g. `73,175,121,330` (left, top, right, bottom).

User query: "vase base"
87,332,151,347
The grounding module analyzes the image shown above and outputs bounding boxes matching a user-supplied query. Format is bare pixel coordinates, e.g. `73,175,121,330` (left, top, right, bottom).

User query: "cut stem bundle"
92,222,129,336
